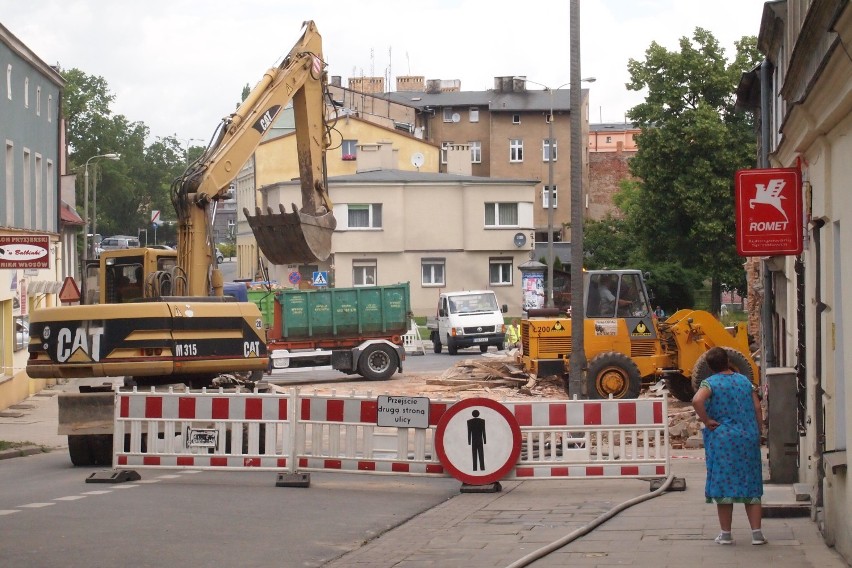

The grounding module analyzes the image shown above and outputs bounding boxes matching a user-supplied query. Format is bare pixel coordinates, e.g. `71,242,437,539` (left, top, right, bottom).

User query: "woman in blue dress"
692,347,766,545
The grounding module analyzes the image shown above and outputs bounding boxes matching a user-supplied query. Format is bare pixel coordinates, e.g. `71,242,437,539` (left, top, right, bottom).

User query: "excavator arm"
172,20,335,297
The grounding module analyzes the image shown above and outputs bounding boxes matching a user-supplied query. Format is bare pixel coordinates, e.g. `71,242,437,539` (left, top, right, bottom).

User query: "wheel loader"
521,269,758,401
26,21,336,465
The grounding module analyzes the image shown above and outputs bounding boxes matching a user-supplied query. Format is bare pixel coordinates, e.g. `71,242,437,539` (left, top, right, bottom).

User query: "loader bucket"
244,203,337,264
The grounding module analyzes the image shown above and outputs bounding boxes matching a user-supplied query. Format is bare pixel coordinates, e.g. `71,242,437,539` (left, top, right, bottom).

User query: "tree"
625,29,760,314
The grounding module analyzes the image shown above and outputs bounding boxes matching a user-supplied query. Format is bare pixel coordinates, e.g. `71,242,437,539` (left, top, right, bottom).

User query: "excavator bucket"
245,203,336,264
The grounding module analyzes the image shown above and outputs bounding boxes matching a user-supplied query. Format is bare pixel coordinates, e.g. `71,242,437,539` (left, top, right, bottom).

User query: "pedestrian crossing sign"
312,271,328,287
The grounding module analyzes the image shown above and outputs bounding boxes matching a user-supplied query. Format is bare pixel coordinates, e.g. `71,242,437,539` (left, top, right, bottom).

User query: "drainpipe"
812,219,826,509
759,59,775,373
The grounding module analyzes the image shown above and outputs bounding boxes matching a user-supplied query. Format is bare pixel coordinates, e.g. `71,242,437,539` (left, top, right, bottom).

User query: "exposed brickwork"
588,148,635,220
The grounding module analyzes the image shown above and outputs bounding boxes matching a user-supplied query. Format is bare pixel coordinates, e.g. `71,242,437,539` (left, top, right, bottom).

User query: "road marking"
54,496,86,501
111,485,140,489
19,502,55,508
135,479,161,484
81,490,112,495
0,510,20,515
156,474,181,479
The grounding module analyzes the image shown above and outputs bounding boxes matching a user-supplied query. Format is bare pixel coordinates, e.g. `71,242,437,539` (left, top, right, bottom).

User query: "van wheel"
431,332,442,353
586,352,641,399
691,347,755,391
359,344,398,380
447,337,458,355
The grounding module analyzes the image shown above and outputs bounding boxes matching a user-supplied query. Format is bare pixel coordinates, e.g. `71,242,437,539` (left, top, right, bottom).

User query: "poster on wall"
522,271,544,311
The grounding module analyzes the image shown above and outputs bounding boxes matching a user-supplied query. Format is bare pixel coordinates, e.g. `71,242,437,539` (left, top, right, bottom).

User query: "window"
509,139,523,162
542,138,557,161
5,142,13,226
606,136,612,143
469,141,481,164
353,260,376,287
14,316,29,352
36,86,41,116
299,264,319,286
441,141,453,165
512,114,521,124
469,107,479,123
348,204,382,228
342,139,357,161
6,64,10,99
48,95,52,122
24,77,28,108
443,107,454,123
421,258,445,286
485,203,519,227
543,185,557,208
489,258,513,285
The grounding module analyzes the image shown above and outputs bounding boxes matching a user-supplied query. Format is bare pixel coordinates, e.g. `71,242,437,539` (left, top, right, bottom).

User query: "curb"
0,445,48,460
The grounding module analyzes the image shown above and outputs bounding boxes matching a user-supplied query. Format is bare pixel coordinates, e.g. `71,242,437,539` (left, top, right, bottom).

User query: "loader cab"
82,248,178,305
584,270,651,319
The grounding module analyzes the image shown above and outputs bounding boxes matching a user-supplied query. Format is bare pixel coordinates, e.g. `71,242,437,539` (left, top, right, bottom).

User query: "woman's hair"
705,347,730,373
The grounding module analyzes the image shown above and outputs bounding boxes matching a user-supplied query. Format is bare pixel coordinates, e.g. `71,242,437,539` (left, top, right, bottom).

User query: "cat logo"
631,321,652,337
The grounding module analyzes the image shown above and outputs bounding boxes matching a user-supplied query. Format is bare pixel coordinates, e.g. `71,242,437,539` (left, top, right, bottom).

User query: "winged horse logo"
749,178,788,222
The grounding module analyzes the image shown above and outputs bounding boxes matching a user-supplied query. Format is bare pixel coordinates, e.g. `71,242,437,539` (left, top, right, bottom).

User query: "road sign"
288,271,301,285
735,168,803,256
377,395,429,428
435,398,521,485
151,210,161,227
312,271,328,287
58,276,81,304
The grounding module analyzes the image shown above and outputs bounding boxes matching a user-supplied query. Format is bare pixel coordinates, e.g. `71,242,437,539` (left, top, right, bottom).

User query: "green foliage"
61,67,204,240
623,28,760,314
218,242,236,258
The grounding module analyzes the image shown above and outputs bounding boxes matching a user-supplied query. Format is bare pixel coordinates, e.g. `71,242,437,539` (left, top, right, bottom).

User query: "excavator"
26,21,335,465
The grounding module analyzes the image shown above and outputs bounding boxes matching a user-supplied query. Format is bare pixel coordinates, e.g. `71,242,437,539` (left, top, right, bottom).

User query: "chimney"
397,75,425,92
330,75,342,87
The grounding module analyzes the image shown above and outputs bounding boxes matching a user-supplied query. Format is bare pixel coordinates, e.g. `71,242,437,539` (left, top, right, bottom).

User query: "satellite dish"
451,113,461,123
411,152,425,169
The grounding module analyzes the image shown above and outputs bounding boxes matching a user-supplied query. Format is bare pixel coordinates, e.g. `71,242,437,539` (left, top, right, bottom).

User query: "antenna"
370,48,374,76
406,51,411,75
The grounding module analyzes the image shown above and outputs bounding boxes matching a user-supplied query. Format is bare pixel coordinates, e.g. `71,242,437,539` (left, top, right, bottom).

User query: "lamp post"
83,153,120,262
515,76,595,308
181,137,203,166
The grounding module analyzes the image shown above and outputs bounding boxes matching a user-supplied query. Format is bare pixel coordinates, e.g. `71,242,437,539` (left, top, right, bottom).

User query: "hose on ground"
504,474,677,568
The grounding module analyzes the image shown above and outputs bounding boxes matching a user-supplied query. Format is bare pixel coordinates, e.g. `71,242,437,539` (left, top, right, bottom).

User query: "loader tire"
691,347,755,392
586,352,642,399
666,374,696,402
358,344,398,380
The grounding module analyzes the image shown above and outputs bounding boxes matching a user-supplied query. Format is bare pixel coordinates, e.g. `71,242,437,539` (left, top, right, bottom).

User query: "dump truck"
26,21,336,466
258,283,410,380
522,269,758,401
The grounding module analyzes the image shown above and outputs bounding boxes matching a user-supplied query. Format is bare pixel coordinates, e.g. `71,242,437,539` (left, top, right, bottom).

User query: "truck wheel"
358,344,398,380
447,336,458,355
68,435,94,466
432,332,442,353
691,347,755,391
666,374,696,402
479,345,488,353
586,352,642,399
68,434,113,466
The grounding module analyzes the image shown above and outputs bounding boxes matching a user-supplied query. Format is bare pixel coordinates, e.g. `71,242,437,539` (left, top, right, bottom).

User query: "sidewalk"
1,383,847,567
326,453,847,567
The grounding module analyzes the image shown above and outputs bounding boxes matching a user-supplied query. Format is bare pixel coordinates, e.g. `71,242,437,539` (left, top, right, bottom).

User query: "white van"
426,290,508,354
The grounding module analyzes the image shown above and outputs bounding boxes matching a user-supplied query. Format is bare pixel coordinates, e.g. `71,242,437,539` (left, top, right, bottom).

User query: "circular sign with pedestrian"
435,398,521,485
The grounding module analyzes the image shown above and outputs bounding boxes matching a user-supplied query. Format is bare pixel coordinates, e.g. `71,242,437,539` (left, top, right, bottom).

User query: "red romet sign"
735,168,803,256
0,235,51,269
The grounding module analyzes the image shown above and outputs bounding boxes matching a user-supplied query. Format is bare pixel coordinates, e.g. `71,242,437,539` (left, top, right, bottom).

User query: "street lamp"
515,75,595,308
180,137,204,166
83,153,120,262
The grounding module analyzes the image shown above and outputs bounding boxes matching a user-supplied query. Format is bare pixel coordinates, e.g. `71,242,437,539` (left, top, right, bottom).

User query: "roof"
264,168,539,188
590,122,638,132
383,88,585,113
60,201,83,225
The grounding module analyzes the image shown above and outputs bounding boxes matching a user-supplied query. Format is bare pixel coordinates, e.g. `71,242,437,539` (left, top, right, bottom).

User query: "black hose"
504,474,676,568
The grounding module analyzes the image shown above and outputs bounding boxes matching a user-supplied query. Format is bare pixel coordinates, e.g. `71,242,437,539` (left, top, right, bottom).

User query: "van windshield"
448,293,499,314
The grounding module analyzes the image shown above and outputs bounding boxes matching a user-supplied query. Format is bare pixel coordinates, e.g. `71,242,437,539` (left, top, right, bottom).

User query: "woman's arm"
692,386,720,430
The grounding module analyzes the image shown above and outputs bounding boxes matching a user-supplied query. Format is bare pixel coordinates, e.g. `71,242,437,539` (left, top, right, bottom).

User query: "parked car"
216,249,224,263
100,235,141,251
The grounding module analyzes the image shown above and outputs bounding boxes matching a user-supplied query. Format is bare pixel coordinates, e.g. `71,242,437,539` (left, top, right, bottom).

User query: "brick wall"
588,146,635,220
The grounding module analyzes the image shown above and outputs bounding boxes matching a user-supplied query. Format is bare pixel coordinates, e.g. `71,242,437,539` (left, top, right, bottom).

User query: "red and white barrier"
112,387,668,482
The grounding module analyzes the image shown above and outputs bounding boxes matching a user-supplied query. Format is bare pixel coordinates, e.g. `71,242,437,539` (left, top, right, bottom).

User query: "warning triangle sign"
59,276,81,303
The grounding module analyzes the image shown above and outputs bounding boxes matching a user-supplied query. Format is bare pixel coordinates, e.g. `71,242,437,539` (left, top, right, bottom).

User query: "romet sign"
735,168,803,256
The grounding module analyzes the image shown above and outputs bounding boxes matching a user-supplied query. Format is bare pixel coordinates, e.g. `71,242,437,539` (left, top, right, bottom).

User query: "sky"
2,0,768,145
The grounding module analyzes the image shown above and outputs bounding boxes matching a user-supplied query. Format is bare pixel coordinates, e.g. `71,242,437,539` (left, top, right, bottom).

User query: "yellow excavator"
26,21,335,465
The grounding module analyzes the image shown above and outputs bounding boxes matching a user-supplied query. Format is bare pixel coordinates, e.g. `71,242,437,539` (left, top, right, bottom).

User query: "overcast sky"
2,0,767,145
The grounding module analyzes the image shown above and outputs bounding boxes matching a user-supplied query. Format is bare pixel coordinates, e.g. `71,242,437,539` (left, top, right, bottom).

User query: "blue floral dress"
700,372,763,504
